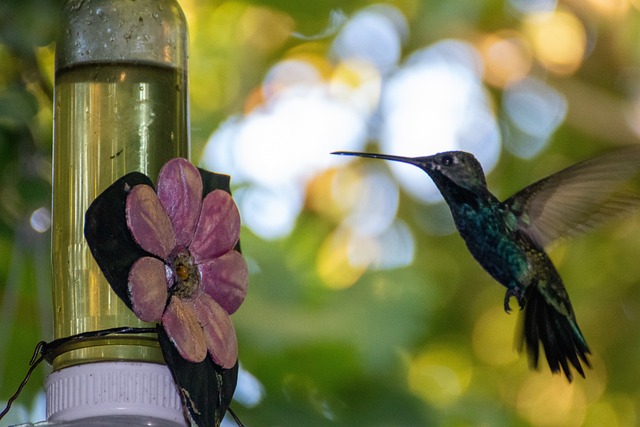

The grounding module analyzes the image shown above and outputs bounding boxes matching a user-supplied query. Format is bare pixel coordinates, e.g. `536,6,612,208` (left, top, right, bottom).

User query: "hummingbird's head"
331,149,489,196
420,151,488,194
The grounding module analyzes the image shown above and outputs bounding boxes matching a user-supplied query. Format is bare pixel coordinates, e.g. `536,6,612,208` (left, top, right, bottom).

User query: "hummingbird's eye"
442,155,454,166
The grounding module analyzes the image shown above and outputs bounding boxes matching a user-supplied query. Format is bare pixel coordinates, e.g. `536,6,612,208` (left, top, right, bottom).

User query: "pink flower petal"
157,158,203,248
162,297,207,363
193,294,238,369
126,185,176,260
189,190,240,262
199,250,248,315
128,257,169,322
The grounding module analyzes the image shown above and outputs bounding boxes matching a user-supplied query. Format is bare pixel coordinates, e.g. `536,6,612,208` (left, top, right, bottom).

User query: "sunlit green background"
2,0,640,425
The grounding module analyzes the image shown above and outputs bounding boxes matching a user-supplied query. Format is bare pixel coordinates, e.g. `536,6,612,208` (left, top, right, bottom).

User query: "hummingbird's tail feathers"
519,286,591,382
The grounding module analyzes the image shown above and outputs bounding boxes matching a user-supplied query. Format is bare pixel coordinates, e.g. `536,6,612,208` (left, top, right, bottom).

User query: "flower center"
170,251,200,299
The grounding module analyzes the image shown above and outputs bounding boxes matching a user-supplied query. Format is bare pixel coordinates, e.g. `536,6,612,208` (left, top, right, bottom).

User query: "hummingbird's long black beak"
331,151,426,169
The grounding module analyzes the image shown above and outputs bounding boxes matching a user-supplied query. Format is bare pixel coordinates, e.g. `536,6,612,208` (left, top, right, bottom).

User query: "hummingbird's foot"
503,287,525,314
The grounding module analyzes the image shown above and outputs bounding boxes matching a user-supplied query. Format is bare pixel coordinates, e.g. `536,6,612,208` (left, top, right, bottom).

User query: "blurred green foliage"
2,1,640,426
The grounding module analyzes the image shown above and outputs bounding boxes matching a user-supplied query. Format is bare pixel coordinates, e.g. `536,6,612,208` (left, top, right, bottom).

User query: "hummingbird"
332,147,640,381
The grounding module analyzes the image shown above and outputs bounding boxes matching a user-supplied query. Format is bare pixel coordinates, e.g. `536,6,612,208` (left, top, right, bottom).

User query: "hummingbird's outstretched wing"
503,145,640,249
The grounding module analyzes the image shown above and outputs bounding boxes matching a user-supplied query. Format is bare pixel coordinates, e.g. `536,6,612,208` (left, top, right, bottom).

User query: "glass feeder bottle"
47,0,190,424
52,0,189,369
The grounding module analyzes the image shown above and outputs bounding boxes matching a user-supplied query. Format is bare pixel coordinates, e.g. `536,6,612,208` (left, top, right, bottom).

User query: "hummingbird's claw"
503,295,512,314
504,287,525,314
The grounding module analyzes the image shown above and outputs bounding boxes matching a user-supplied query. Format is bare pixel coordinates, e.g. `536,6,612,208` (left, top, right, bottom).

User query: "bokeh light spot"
30,207,51,233
524,9,587,75
380,39,501,203
233,365,265,408
583,397,637,427
331,4,408,74
341,169,399,236
504,77,567,138
232,89,365,187
370,219,414,269
237,185,302,240
517,374,587,426
472,306,519,366
503,76,567,158
262,59,322,100
586,0,630,17
307,165,415,269
408,345,473,408
317,227,369,289
330,59,382,115
479,31,532,88
508,0,557,15
239,6,294,52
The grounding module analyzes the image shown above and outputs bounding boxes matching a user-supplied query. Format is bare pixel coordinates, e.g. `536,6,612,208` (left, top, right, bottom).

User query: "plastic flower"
125,158,248,368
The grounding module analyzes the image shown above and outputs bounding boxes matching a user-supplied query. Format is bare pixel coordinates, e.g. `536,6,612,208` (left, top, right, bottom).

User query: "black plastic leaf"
199,167,231,197
84,172,153,310
158,324,238,427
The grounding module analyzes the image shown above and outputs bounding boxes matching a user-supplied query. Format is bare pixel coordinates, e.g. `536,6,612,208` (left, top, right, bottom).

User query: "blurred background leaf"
3,0,640,426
